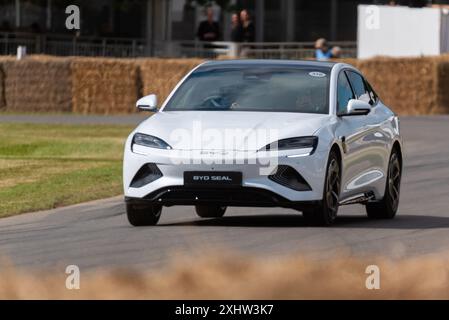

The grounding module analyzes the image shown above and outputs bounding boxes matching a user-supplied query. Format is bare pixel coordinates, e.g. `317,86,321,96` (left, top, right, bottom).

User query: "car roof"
199,59,337,70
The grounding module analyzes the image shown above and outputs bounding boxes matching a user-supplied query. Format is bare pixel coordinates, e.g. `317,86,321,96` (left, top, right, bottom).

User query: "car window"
337,71,354,114
365,79,378,105
346,71,372,104
164,67,330,114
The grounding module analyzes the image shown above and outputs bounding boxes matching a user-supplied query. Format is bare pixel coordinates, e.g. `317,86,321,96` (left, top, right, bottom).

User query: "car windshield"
163,66,330,114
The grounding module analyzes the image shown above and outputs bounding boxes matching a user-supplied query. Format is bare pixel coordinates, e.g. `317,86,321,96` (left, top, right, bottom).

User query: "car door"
335,70,379,199
346,71,391,189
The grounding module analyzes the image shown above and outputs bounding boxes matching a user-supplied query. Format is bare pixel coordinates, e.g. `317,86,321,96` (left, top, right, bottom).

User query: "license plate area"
184,171,242,187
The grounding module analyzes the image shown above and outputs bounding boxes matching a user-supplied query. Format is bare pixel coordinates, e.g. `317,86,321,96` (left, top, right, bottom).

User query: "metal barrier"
155,41,356,59
164,41,239,59
0,32,147,57
0,33,38,55
0,32,356,59
238,41,357,59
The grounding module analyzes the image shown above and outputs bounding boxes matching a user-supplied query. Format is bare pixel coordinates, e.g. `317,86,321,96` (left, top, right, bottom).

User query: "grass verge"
0,123,133,217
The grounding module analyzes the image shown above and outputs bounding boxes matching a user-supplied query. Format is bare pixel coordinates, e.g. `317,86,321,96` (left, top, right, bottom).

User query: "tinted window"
346,71,372,104
337,72,354,114
365,80,378,104
164,66,330,114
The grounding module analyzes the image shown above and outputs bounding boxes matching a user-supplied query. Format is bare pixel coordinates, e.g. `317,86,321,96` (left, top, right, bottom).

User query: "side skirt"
339,191,375,206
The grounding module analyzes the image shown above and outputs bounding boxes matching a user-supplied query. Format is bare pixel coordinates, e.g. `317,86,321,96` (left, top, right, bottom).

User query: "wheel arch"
392,140,403,170
329,142,343,171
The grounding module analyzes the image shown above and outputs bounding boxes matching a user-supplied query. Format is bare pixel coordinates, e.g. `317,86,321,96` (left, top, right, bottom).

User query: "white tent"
358,5,449,58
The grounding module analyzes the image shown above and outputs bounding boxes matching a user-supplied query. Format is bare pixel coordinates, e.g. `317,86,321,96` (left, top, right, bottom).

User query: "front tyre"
126,202,162,226
195,205,227,218
366,149,401,219
303,151,341,226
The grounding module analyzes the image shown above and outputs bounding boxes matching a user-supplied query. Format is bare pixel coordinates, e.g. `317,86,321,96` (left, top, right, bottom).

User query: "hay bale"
0,57,16,111
137,58,203,104
0,58,9,110
71,58,140,114
435,57,449,114
1,54,449,116
357,57,438,115
1,57,72,112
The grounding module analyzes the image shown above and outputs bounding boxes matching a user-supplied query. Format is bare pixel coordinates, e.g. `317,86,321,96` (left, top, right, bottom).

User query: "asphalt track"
0,115,449,270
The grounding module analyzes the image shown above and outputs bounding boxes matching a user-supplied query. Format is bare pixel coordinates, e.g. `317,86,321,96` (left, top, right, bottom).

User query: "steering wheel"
201,95,224,108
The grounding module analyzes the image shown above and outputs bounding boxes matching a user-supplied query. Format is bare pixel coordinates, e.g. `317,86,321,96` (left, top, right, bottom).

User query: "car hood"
136,111,330,151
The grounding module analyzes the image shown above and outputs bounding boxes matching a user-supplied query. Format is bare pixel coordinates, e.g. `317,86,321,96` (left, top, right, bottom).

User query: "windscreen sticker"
309,71,326,78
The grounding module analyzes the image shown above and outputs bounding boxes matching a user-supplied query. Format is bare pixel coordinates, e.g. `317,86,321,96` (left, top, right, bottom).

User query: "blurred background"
1,0,448,59
1,0,449,116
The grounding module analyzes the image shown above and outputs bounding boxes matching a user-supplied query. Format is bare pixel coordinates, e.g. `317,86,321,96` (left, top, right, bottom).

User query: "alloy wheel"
388,153,401,212
326,158,340,220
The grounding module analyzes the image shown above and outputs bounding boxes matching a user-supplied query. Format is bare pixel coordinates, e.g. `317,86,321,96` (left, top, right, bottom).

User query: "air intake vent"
130,163,162,188
268,165,312,191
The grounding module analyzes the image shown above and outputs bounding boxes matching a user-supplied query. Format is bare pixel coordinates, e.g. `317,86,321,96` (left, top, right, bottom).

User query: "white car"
123,60,403,226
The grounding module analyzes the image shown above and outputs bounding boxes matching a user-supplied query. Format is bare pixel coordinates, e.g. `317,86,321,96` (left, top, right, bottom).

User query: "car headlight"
260,136,318,153
132,133,172,150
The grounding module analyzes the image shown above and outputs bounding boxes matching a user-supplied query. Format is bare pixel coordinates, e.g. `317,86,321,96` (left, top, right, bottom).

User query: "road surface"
0,116,449,270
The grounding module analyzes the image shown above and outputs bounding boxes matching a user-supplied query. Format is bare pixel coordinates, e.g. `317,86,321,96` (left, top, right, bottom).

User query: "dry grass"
1,252,449,299
0,159,104,189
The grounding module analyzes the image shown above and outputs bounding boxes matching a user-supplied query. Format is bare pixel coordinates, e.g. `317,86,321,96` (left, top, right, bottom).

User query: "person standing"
315,38,332,61
331,46,342,59
240,9,255,42
197,7,221,41
230,13,242,42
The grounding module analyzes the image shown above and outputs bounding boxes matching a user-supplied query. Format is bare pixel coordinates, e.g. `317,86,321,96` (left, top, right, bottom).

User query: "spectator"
315,38,332,60
197,7,221,41
230,13,242,42
240,9,255,42
331,46,342,59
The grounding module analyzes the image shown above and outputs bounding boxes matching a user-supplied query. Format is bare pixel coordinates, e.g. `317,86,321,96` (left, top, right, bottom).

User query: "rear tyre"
195,205,227,218
303,151,341,226
366,149,401,219
126,202,162,226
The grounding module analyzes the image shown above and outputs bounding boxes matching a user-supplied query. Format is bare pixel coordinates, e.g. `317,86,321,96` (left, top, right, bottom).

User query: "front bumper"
125,187,321,210
123,142,329,204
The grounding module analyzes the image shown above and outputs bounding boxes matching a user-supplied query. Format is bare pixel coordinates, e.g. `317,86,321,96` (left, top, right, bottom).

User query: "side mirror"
340,99,371,116
136,94,158,112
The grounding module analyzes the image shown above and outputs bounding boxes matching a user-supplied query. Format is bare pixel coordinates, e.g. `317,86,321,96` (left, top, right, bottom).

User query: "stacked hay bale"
434,55,449,114
0,56,72,112
71,58,140,114
355,57,438,115
1,55,449,116
137,58,203,105
0,57,11,111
